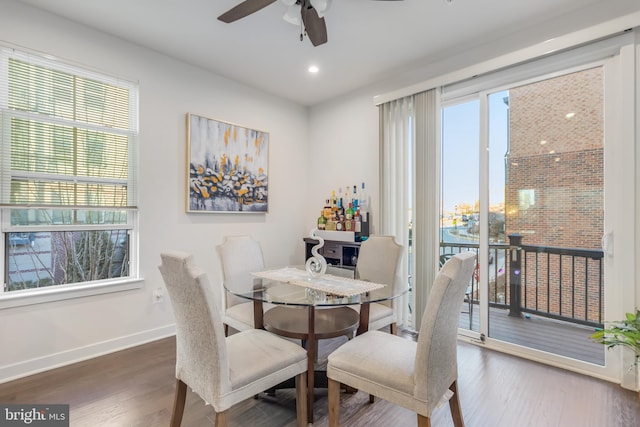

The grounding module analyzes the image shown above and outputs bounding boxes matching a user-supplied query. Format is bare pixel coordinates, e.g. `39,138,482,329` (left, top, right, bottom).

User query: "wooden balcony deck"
458,303,605,365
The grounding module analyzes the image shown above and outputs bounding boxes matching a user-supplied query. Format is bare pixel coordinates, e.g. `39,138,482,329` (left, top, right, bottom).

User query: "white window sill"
0,277,144,309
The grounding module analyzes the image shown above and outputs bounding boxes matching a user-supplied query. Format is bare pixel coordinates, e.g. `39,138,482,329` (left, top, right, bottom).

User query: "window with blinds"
0,46,139,296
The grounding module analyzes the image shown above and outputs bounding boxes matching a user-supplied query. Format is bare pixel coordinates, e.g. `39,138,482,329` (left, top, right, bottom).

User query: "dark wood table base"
263,306,360,424
263,306,359,339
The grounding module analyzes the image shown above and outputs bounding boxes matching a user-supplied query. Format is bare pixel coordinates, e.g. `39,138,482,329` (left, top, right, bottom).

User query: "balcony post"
508,233,523,318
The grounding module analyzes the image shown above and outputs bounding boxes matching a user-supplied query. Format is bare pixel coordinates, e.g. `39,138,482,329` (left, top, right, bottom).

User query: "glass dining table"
224,266,407,424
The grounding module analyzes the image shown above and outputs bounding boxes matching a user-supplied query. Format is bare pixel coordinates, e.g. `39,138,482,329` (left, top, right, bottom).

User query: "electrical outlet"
153,287,164,303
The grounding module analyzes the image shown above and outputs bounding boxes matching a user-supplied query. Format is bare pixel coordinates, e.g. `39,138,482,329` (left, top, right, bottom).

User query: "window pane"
5,229,129,292
8,118,129,207
10,119,129,179
9,58,131,130
441,99,480,332
10,180,128,207
9,208,128,226
493,67,605,364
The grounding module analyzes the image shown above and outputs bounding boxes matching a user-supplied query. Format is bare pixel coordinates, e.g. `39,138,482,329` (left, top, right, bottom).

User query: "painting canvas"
187,114,269,213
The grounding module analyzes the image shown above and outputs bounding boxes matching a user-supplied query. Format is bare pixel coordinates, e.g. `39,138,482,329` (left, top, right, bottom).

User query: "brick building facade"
504,67,604,323
505,67,604,249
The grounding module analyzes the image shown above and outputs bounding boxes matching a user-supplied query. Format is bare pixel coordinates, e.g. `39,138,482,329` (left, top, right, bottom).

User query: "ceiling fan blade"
301,0,328,47
218,0,277,23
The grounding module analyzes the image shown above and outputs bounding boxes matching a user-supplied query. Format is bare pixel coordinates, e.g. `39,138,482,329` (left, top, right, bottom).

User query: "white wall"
0,1,310,382
307,93,380,232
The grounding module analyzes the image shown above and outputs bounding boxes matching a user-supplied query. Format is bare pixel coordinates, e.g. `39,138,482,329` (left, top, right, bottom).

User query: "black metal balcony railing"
441,233,604,328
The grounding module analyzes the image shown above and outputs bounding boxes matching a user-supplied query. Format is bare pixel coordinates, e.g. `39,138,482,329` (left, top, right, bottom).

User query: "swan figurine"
305,228,327,278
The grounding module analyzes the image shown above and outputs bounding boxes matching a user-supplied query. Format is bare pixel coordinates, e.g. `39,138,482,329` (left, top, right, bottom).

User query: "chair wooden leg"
295,372,308,427
417,414,432,427
215,410,228,427
328,378,341,427
343,384,357,394
448,380,465,427
170,379,187,427
390,323,397,335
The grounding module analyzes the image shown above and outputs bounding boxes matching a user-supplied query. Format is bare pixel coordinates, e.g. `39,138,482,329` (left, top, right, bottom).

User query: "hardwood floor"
0,333,638,427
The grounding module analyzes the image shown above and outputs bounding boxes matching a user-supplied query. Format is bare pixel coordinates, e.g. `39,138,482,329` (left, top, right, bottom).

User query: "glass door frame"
451,49,635,384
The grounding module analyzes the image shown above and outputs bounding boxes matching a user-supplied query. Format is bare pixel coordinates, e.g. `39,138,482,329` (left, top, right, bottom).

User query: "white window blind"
0,47,138,211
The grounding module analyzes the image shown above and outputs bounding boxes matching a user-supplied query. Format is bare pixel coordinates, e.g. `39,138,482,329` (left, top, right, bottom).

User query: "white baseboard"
0,324,176,384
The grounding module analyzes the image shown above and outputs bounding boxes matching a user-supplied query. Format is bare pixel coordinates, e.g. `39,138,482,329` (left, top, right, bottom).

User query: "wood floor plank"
0,334,637,426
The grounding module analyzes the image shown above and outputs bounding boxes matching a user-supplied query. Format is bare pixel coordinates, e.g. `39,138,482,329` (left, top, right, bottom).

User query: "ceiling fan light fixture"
309,0,332,17
283,4,302,25
219,0,403,47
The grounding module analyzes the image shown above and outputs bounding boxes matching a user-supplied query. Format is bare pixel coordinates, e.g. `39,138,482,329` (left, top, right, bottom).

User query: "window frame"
0,46,142,308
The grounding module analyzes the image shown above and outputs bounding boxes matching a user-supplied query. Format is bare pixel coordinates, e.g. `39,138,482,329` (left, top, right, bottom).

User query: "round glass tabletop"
225,266,407,308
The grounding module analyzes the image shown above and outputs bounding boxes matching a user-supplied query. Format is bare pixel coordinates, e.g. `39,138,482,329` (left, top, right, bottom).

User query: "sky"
441,90,509,215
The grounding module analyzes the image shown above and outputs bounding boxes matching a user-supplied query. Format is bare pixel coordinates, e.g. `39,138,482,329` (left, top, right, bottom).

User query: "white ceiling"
13,0,640,106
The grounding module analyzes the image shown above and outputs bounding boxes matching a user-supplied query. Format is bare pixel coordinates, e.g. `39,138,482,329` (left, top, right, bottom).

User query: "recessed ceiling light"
540,140,547,145
565,112,575,119
308,65,319,73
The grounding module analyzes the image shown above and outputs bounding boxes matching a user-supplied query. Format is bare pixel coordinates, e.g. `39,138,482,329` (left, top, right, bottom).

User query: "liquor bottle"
344,216,353,231
345,203,354,220
352,185,358,211
317,210,327,230
323,199,332,219
331,190,338,214
359,182,368,219
336,215,344,231
347,202,356,232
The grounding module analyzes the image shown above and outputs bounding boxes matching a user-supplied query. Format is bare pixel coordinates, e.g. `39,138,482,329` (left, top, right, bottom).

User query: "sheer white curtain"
379,89,440,329
379,96,412,328
412,89,441,328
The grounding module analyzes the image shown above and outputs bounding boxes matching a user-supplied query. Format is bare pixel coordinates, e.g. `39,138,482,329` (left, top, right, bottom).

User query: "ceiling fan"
218,0,404,47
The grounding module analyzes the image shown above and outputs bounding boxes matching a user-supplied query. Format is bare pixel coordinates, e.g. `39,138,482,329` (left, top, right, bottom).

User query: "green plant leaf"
592,310,640,358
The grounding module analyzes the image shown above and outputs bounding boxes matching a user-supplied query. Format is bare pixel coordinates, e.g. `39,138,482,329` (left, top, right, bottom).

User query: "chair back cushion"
414,251,476,405
159,251,231,402
217,235,265,308
355,235,403,300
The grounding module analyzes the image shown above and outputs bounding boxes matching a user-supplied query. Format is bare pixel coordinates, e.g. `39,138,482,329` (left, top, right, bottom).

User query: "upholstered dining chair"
440,252,476,329
159,251,308,427
327,251,477,427
354,234,403,334
216,235,266,335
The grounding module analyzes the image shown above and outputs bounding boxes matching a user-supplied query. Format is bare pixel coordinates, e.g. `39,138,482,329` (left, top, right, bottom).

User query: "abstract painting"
187,114,269,213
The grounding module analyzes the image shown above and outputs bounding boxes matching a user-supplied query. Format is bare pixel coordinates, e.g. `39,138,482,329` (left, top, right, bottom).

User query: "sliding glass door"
440,61,622,377
486,68,606,365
